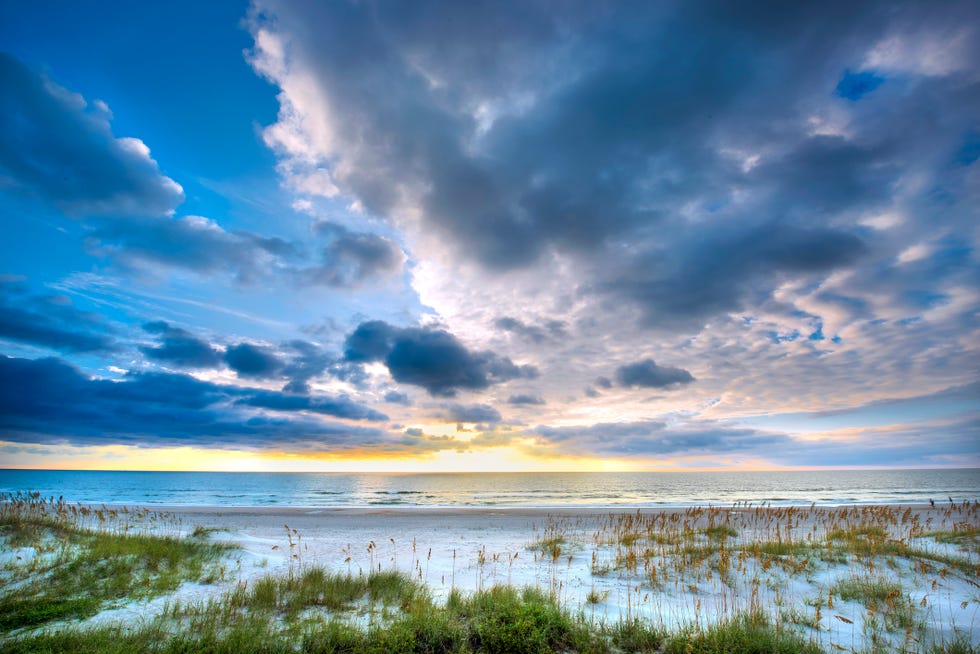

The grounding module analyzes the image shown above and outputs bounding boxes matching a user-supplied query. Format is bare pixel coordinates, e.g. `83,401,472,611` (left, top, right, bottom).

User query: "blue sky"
0,0,977,471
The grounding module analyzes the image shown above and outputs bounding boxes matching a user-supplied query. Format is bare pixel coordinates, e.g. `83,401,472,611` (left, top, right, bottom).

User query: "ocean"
1,468,977,508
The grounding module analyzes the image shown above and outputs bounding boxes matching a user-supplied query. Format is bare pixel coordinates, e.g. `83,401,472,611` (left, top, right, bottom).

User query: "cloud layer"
0,1,977,469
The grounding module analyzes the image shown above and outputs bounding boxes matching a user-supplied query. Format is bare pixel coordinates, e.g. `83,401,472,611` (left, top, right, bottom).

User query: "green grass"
7,608,820,654
608,618,664,652
929,633,980,654
233,567,424,617
585,588,608,604
663,611,824,654
749,540,813,557
702,524,738,541
831,575,921,633
453,585,595,654
817,523,977,575
927,525,980,556
833,575,903,604
5,576,602,653
779,607,821,630
0,596,102,631
0,494,230,631
529,536,568,560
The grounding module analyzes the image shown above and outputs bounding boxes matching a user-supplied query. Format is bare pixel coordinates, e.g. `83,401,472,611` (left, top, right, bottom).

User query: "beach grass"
2,493,978,653
3,574,827,654
0,492,229,631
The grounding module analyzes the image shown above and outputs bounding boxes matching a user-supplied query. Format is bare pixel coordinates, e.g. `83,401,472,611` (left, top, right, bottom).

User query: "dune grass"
0,492,229,631
4,571,829,654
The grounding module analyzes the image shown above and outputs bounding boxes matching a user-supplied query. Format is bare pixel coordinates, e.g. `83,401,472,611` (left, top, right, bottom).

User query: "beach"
104,502,980,648
2,496,978,652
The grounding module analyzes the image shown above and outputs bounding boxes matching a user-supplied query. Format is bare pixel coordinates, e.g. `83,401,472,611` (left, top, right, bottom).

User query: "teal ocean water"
0,469,977,508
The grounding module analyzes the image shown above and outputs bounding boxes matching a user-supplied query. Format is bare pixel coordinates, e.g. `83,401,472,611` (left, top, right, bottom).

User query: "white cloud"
896,243,932,264
864,29,975,77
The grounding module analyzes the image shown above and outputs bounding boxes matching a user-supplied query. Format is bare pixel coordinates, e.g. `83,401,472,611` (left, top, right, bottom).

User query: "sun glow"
1,440,643,473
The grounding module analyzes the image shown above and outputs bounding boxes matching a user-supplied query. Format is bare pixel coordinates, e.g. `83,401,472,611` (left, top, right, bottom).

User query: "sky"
0,0,977,472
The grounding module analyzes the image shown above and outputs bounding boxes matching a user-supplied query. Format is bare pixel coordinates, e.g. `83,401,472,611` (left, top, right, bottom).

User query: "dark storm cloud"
0,355,387,449
0,284,114,353
494,316,567,344
343,320,537,396
615,359,695,389
0,52,183,216
508,394,545,405
302,222,405,287
140,321,221,368
252,0,978,331
599,224,866,329
224,343,283,378
438,403,502,425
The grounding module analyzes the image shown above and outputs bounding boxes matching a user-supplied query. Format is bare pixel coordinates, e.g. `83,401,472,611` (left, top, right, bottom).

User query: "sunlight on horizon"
0,440,917,473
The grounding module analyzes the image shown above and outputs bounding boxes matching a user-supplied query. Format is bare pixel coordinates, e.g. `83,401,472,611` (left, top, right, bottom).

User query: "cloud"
0,52,183,216
398,429,469,453
224,343,284,378
140,321,222,368
532,420,787,458
615,359,695,389
343,320,537,396
301,222,406,287
384,390,411,405
0,355,387,450
140,327,332,391
0,283,114,353
507,394,544,405
235,389,387,421
86,214,300,283
532,414,977,468
343,320,399,363
438,402,502,425
494,316,567,344
279,340,331,393
597,223,866,330
247,0,976,341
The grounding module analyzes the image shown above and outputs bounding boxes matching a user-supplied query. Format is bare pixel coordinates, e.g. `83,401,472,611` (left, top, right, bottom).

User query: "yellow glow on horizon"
261,443,639,473
0,442,270,472
1,440,643,472
1,441,920,473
